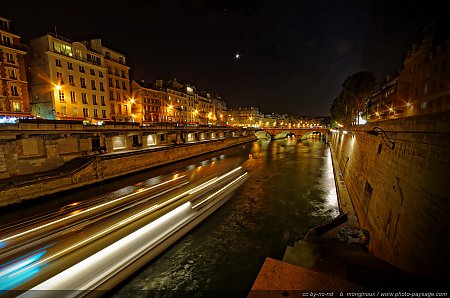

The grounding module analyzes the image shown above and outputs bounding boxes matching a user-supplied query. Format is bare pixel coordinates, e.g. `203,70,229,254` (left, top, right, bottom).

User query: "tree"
330,71,377,126
341,71,377,125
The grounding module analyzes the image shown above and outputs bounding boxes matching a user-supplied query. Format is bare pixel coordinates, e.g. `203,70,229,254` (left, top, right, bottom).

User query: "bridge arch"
254,127,328,141
300,131,326,140
254,130,272,139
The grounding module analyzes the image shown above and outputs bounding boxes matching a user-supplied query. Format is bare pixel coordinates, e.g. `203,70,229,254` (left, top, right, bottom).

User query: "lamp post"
367,127,395,150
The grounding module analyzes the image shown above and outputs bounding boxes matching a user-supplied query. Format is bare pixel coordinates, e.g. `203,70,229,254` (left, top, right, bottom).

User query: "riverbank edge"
248,143,367,294
0,135,257,208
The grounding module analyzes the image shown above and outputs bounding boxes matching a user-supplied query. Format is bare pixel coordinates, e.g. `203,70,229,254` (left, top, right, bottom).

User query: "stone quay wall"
0,120,256,207
329,111,450,282
0,120,243,179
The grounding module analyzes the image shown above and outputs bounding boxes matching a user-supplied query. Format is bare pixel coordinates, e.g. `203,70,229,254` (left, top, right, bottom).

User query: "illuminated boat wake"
10,166,247,297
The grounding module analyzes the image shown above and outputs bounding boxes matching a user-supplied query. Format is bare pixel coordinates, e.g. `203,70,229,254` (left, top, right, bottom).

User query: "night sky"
3,0,449,116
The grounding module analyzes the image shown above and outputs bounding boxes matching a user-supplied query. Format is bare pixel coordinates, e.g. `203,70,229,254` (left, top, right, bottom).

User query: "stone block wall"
0,135,256,207
330,111,450,282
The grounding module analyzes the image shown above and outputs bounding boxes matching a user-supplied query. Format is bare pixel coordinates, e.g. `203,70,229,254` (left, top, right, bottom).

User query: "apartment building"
400,36,450,116
367,35,450,122
130,80,165,124
28,33,109,122
228,107,260,127
87,40,132,122
0,17,30,122
366,74,405,121
212,95,227,125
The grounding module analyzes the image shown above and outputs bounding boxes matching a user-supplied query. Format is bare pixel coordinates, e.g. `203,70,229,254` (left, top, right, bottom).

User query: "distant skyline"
3,0,450,116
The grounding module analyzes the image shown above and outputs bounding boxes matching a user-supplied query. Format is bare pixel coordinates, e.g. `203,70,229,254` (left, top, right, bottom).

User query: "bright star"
234,52,241,60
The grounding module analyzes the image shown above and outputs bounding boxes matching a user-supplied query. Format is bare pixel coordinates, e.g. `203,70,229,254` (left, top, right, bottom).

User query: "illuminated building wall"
91,41,132,122
367,36,450,122
0,17,30,122
212,96,227,125
130,80,165,124
227,107,260,127
28,33,109,122
366,74,405,121
195,91,214,125
166,79,190,123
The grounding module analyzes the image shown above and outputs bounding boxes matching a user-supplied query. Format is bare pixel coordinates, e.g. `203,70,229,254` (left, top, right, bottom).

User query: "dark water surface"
0,138,337,297
110,138,339,297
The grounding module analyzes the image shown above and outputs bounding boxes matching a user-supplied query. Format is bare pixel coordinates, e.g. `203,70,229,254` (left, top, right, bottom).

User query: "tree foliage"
330,71,377,126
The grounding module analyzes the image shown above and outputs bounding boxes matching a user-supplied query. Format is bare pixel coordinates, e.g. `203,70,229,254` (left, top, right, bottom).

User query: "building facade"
28,33,110,122
367,36,450,122
0,17,30,122
130,80,166,124
91,41,132,122
227,107,261,127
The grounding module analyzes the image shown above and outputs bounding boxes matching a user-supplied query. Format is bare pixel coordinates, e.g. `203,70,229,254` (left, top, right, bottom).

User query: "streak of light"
6,167,246,286
191,172,248,209
20,202,192,293
188,167,242,195
0,250,46,291
0,175,186,243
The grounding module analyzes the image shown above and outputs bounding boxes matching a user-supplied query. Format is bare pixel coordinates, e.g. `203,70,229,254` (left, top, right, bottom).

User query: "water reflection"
112,138,339,297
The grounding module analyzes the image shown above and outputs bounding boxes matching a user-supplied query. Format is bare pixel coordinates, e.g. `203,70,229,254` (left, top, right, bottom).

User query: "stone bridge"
253,127,328,140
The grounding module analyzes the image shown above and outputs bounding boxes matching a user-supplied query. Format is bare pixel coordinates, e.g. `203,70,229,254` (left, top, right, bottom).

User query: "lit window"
420,101,427,110
12,101,21,112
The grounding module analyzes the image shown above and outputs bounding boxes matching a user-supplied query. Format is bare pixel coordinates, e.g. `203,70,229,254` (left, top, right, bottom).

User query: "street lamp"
367,127,395,150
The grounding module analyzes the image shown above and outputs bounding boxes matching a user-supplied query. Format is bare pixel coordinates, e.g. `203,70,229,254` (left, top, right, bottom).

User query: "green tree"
330,71,377,126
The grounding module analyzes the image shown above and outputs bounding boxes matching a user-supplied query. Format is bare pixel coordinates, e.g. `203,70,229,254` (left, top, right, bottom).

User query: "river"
110,137,339,297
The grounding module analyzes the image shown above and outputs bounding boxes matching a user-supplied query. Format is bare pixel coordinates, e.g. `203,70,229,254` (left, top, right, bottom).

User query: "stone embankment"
328,111,450,284
0,135,256,207
250,112,450,293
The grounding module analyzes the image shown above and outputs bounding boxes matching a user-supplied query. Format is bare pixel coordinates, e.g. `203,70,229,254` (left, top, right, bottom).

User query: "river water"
110,137,339,297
